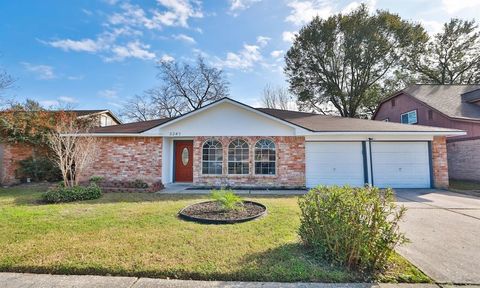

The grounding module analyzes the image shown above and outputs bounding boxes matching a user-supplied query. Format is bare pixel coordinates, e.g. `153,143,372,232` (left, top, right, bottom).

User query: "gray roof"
257,108,460,133
401,85,480,121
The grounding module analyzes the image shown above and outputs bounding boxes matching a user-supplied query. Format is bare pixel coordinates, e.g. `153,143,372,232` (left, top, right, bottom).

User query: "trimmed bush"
298,185,407,272
210,189,244,211
43,183,102,203
16,156,61,182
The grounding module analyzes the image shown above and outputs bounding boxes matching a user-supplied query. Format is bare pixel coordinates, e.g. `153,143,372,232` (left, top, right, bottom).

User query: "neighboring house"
373,84,480,181
0,109,121,185
71,109,122,127
78,97,462,190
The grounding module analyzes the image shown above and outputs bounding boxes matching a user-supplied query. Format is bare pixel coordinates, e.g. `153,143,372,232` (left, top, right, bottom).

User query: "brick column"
432,136,449,189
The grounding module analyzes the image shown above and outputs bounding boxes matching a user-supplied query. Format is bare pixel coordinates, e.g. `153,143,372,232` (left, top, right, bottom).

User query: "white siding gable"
143,101,296,136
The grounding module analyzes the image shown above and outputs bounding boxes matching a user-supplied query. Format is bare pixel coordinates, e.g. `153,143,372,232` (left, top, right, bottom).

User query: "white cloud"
47,38,103,52
58,96,78,103
282,31,296,43
285,0,333,26
341,0,376,14
22,62,56,80
270,50,284,58
98,89,118,99
161,54,175,62
173,33,196,44
109,1,203,30
40,100,60,107
67,75,84,80
420,20,444,35
256,36,271,47
228,0,261,16
217,44,262,70
107,41,156,62
442,0,480,13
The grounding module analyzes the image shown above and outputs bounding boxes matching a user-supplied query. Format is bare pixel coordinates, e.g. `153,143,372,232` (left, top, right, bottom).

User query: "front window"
255,139,276,175
228,139,249,174
401,110,417,124
202,140,223,175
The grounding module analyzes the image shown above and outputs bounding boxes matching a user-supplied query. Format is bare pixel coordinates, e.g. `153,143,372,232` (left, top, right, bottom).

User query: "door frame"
172,139,194,183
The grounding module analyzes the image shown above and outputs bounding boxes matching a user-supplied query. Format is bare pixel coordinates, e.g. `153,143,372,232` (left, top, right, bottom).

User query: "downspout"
368,138,374,187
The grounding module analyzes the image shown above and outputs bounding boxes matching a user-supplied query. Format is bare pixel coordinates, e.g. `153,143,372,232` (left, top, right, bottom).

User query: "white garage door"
305,142,365,188
371,142,431,188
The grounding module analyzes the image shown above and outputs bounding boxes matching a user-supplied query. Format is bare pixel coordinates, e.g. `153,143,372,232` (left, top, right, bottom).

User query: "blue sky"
0,0,479,115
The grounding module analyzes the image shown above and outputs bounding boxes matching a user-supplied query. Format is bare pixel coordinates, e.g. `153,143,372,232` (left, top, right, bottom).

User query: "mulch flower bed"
179,200,267,224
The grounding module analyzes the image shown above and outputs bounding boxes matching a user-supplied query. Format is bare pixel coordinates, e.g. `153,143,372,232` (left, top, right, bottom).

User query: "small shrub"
89,176,104,184
298,185,407,272
43,183,102,203
16,156,61,182
210,189,244,211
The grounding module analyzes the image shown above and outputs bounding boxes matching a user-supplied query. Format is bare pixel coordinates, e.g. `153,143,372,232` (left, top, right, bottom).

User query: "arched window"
255,139,276,175
202,139,223,175
228,139,249,174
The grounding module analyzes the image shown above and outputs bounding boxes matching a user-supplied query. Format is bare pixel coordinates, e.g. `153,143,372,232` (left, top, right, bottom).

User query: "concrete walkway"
0,272,453,288
395,189,480,284
159,183,308,195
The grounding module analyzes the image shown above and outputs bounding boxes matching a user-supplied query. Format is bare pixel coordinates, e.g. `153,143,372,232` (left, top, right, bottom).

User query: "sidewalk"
0,272,463,288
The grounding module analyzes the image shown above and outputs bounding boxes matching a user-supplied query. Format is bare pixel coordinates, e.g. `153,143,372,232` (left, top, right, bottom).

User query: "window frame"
254,139,276,176
400,110,418,124
201,139,223,175
227,139,249,175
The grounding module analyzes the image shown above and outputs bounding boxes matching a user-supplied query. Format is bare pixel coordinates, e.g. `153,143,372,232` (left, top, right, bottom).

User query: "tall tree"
284,5,427,118
122,56,229,122
408,18,480,84
261,84,297,110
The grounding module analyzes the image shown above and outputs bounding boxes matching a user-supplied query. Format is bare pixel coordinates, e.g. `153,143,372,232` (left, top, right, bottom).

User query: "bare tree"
0,69,14,95
48,116,98,187
120,94,160,122
121,56,229,122
261,84,297,110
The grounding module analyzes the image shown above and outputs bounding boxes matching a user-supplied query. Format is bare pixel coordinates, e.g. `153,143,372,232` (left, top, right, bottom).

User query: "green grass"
450,179,480,191
0,185,430,283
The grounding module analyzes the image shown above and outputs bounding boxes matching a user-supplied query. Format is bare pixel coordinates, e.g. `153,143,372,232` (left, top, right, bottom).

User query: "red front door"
174,140,193,182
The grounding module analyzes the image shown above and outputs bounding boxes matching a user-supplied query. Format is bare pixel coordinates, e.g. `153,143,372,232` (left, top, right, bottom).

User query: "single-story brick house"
373,85,480,181
80,98,463,190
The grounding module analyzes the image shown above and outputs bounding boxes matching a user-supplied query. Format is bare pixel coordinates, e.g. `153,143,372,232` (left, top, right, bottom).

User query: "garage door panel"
372,142,431,188
306,142,365,188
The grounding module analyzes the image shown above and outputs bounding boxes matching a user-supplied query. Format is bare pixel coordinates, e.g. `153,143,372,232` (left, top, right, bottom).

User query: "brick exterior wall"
192,136,305,188
80,137,163,186
447,139,480,181
432,136,449,189
0,143,34,185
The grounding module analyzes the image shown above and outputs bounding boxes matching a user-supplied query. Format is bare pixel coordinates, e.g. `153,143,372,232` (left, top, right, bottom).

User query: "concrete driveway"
395,189,480,284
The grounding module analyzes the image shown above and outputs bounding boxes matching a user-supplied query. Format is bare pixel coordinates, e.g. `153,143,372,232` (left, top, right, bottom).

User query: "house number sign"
169,131,181,136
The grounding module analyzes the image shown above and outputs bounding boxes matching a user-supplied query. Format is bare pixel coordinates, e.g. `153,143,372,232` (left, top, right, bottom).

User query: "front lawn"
0,185,429,283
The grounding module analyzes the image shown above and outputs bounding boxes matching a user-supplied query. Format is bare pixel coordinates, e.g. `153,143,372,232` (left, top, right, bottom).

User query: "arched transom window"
228,139,249,174
255,139,276,175
202,139,223,175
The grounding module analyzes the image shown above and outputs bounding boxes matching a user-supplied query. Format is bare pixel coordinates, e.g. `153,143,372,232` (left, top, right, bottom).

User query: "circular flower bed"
179,200,267,224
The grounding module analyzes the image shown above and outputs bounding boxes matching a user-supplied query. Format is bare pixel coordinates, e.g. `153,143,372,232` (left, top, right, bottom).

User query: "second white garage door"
305,142,365,188
371,142,431,188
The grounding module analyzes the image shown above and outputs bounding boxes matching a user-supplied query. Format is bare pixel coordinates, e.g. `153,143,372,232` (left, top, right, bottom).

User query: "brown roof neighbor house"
373,84,480,181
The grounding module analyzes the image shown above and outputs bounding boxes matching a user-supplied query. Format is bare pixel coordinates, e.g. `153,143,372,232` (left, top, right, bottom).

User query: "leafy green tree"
284,5,427,118
408,18,480,84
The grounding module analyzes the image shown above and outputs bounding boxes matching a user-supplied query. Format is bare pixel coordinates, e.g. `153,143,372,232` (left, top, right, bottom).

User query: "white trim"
141,98,309,134
60,133,162,137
